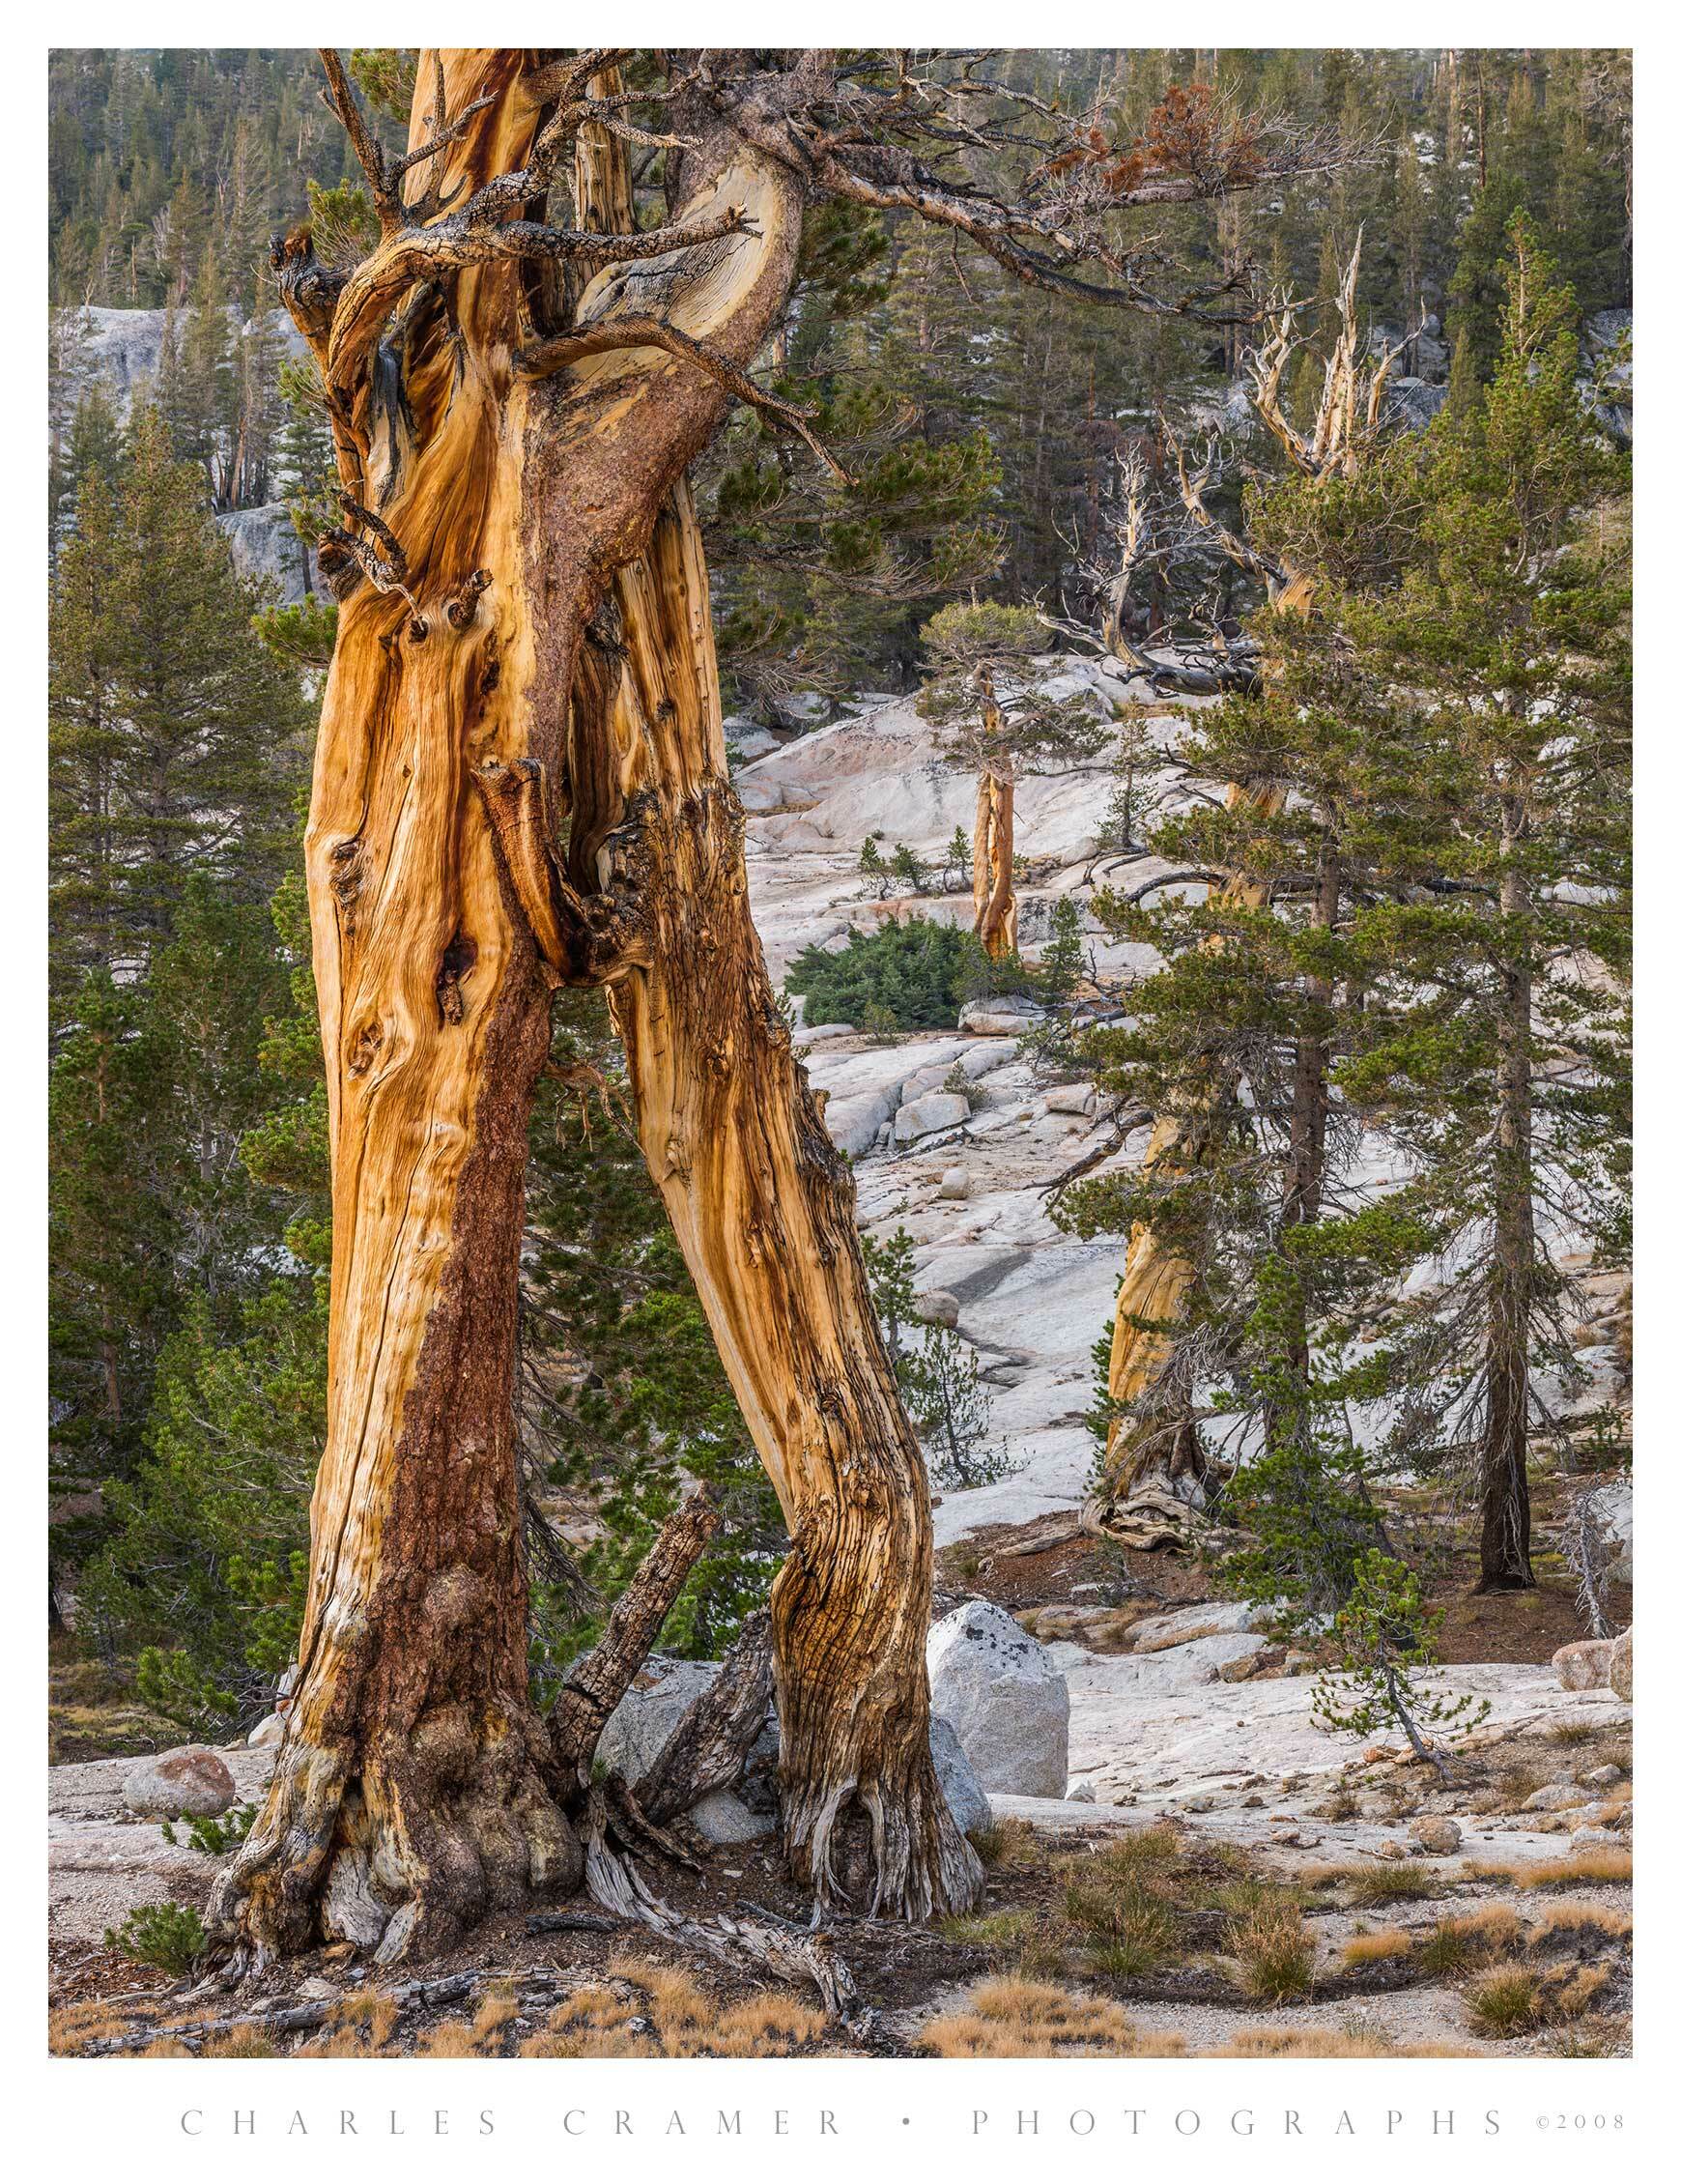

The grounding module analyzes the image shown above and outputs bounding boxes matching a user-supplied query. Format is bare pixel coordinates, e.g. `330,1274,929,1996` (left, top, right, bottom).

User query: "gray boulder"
1584,1480,1633,1585
594,1656,720,1783
926,1598,1069,1798
1385,377,1450,432
958,1000,1045,1036
931,1713,992,1838
937,1166,971,1200
1128,1599,1263,1653
123,1745,237,1820
726,722,780,764
688,1788,775,1844
915,1288,961,1328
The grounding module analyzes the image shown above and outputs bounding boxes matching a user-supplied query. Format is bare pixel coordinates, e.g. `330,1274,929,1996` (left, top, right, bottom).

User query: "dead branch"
549,1483,722,1780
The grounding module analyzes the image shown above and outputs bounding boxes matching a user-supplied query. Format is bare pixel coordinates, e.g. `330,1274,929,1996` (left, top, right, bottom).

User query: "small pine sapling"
890,842,927,896
1312,1550,1489,1779
858,833,891,899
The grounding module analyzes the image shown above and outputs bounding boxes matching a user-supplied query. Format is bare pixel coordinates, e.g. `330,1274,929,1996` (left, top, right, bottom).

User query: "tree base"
1472,1569,1537,1595
207,1702,583,1972
780,1731,983,1921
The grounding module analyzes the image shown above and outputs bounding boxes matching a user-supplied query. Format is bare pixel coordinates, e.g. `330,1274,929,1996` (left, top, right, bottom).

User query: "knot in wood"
445,569,495,630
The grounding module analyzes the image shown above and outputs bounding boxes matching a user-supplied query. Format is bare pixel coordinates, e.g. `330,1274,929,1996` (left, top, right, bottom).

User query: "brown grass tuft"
1216,2027,1476,2058
1416,1905,1524,1976
49,2001,142,2055
968,1817,1044,1872
1341,1927,1413,1968
297,1988,400,2056
415,2019,481,2057
1305,1860,1446,1908
917,1977,1182,2058
1467,1969,1544,2037
1529,1903,1632,1949
1466,1851,1631,1891
201,2025,277,2059
1232,1898,1316,2002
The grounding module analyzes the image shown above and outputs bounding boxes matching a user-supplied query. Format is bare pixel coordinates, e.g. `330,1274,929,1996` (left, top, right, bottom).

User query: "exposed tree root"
581,1794,869,2029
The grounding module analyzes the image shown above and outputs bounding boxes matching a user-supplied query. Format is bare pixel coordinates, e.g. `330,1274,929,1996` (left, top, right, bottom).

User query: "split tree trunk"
972,672,1017,960
215,53,978,1960
569,485,979,1918
973,769,1017,960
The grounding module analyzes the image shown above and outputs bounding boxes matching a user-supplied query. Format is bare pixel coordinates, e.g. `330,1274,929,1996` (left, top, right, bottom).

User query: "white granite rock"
926,1599,1069,1798
594,1657,720,1784
1128,1600,1265,1653
895,1090,970,1141
688,1789,775,1844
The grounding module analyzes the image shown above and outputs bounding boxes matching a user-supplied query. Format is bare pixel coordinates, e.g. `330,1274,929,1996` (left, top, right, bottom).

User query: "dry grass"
1529,1903,1631,1949
49,2001,149,2055
1466,1850,1632,1891
917,1977,1183,2058
415,2020,481,2057
1305,1860,1446,1909
1467,1969,1544,2037
1540,1964,1611,2020
1215,2026,1477,2058
1341,1927,1414,1968
297,1989,401,2058
519,1984,655,2060
1547,1720,1601,1746
202,2025,278,2059
1415,1906,1524,1976
969,1816,1045,1872
524,1957,830,2059
1231,1899,1316,2002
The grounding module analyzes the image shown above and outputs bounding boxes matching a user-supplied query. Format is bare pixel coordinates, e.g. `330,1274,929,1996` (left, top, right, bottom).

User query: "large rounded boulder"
926,1598,1069,1799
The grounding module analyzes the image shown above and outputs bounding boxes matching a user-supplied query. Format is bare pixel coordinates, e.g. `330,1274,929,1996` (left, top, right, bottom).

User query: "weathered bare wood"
514,313,845,477
550,1485,722,1780
633,1608,774,1825
581,1794,866,2026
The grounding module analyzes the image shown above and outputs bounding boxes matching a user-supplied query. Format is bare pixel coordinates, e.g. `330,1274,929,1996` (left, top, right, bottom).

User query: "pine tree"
1338,218,1631,1591
48,405,308,1009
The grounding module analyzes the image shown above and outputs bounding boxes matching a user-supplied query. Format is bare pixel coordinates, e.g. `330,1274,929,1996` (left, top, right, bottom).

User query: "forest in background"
47,47,1632,1761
